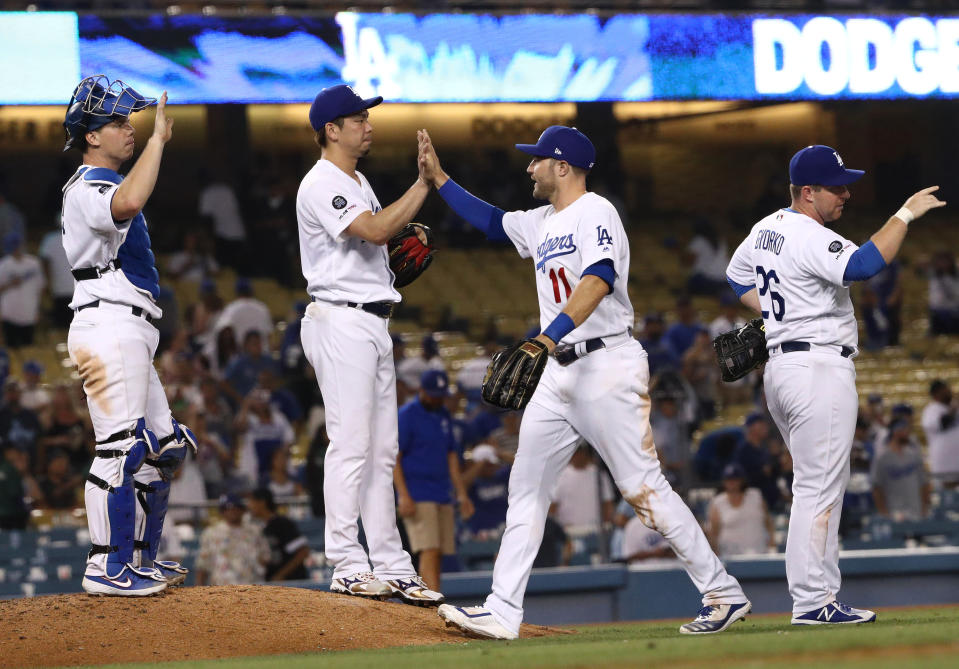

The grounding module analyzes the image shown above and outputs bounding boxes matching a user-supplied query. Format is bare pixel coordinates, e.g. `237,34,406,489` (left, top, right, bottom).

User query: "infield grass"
95,605,959,669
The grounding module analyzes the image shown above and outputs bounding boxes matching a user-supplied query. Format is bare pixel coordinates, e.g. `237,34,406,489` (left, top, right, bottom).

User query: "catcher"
418,126,749,640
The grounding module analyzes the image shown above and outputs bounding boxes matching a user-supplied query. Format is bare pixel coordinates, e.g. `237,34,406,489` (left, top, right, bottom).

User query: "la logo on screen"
752,17,959,96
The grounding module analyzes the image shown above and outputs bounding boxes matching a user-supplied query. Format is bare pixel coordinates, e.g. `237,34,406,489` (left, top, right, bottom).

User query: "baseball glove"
482,339,549,410
388,222,434,288
712,317,769,382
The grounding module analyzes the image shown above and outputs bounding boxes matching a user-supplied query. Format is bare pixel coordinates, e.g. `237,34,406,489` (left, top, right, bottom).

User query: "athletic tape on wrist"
894,207,914,225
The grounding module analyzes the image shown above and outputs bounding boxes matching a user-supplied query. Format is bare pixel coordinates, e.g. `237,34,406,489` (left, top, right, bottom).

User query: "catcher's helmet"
63,75,156,152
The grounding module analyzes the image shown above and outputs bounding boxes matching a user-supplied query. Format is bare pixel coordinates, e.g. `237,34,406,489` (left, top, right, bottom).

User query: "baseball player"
296,84,442,604
725,145,945,624
61,75,197,596
418,127,750,639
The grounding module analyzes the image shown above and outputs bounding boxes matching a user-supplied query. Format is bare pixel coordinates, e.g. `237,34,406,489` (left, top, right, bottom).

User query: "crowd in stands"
0,161,957,586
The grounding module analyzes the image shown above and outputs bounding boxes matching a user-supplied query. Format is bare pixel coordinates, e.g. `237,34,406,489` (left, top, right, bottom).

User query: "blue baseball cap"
515,126,596,170
789,145,864,187
722,463,746,480
309,84,383,132
744,411,768,427
421,370,451,398
219,493,245,510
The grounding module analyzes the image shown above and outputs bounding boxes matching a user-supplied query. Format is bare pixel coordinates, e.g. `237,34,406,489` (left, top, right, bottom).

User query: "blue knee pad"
103,432,149,573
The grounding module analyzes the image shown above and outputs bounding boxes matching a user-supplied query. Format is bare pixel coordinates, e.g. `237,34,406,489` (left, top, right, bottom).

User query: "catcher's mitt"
388,222,434,288
482,339,549,410
712,317,769,382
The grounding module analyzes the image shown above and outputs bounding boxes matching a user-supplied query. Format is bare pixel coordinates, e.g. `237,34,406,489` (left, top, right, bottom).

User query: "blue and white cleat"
386,575,445,606
330,571,392,598
791,601,876,625
438,604,518,640
154,560,189,586
82,565,168,597
679,601,752,634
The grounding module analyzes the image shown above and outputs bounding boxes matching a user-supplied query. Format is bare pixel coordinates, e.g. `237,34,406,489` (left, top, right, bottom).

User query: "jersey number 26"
756,265,786,321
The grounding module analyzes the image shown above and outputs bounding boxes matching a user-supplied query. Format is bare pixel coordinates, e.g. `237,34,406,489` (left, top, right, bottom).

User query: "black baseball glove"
388,222,434,288
482,339,549,410
712,317,769,382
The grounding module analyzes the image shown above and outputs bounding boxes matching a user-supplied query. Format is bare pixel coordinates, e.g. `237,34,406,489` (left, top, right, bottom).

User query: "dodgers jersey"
502,192,633,344
61,165,161,317
296,159,401,304
726,208,858,350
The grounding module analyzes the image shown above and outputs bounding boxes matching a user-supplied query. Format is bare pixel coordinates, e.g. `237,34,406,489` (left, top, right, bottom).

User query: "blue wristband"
542,312,575,345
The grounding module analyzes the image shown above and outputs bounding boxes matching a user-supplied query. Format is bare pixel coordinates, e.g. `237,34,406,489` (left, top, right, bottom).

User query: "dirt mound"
0,585,559,667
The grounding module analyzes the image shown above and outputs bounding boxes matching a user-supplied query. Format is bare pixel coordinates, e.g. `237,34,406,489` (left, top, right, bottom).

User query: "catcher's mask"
63,74,156,152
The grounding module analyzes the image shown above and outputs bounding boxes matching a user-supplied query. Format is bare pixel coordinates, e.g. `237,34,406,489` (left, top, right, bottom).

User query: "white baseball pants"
67,302,173,577
485,337,746,634
764,349,857,614
301,301,415,580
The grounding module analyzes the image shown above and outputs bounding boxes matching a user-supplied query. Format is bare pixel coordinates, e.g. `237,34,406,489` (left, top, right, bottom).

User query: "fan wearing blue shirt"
394,370,474,592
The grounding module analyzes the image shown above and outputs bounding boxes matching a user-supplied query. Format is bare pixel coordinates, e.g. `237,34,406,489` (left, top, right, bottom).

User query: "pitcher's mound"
0,585,562,667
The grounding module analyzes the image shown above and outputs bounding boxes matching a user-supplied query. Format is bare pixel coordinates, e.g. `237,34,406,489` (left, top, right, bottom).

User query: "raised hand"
417,129,447,188
902,186,946,221
152,91,174,144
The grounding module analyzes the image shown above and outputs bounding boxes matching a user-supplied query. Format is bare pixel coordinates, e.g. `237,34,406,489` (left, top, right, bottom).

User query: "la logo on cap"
554,148,563,156
834,151,844,167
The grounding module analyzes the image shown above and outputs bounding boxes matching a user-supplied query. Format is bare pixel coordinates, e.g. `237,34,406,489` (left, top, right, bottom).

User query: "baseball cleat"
438,604,518,640
679,601,751,634
791,601,876,625
82,566,168,596
386,576,445,606
154,560,189,586
330,571,392,598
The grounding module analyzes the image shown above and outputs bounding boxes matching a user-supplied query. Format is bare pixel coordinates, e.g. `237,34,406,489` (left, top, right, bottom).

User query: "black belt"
553,337,606,367
76,300,154,324
780,341,854,358
72,258,121,280
346,301,394,318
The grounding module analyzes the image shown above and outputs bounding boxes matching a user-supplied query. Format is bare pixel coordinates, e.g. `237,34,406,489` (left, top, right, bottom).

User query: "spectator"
196,377,234,447
194,494,270,586
209,326,239,380
875,402,919,458
248,487,310,581
707,463,775,557
865,259,903,346
927,251,959,335
236,388,295,487
189,408,234,499
638,312,680,376
166,230,219,283
456,338,497,408
37,451,82,509
38,219,75,329
0,185,26,244
842,415,876,533
199,169,248,272
0,380,42,462
871,419,931,521
223,330,281,402
682,329,719,421
168,447,208,523
396,334,446,392
732,412,780,509
0,232,45,347
693,424,743,484
550,443,615,535
863,393,887,445
191,279,224,354
395,370,474,591
533,515,570,568
858,285,893,350
649,389,690,489
684,219,730,296
259,368,303,429
621,515,673,564
461,443,510,537
485,410,519,456
19,360,51,415
214,277,273,349
920,380,959,489
37,384,89,475
663,296,704,359
708,294,746,340
266,447,305,499
0,447,28,528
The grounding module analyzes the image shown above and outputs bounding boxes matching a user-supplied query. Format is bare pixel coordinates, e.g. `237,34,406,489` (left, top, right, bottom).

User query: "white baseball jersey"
296,159,400,305
502,192,633,343
726,208,859,350
0,253,45,325
61,166,160,317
